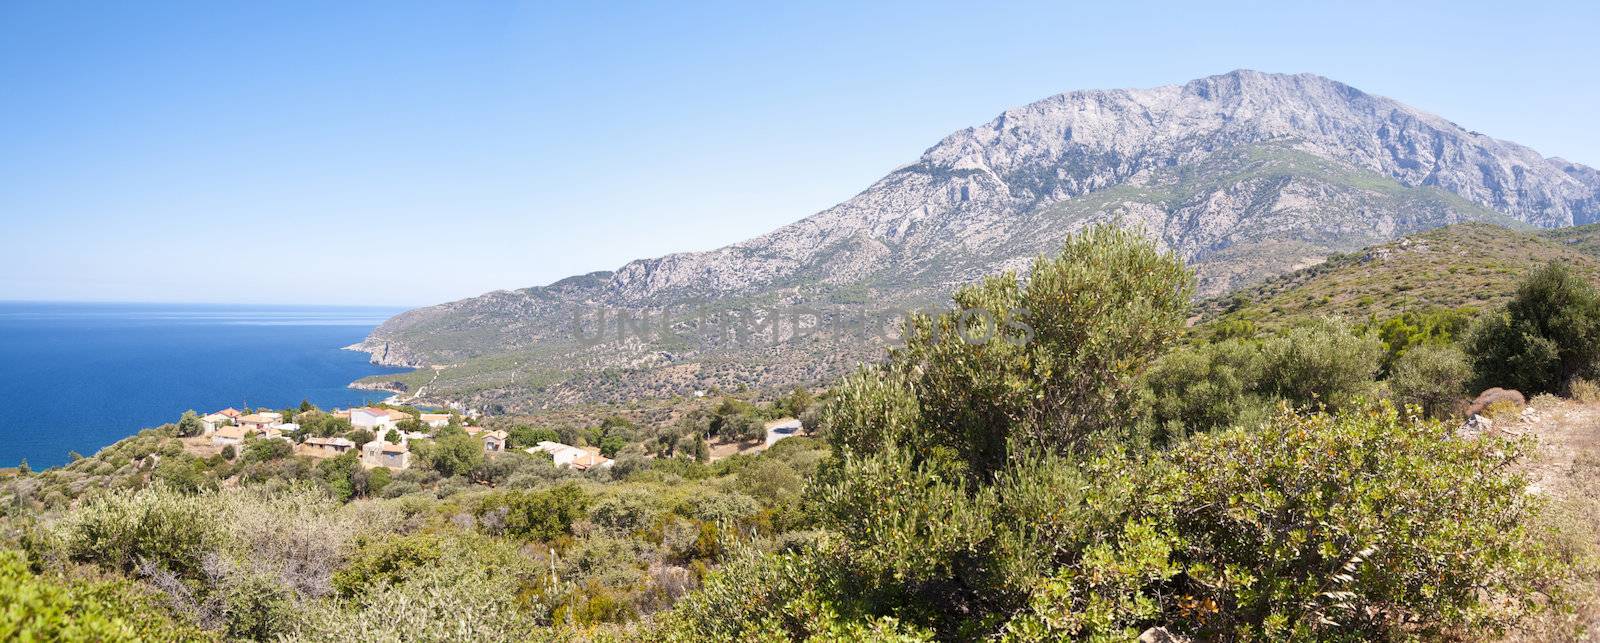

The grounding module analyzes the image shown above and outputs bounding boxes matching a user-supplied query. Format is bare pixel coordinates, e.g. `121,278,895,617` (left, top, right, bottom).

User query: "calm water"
0,302,412,468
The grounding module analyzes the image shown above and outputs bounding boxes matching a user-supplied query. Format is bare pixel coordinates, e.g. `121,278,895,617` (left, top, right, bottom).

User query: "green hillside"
1196,222,1600,333
1543,222,1600,258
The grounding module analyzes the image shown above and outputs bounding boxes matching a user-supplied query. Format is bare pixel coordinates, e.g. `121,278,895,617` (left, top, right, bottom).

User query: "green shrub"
332,533,444,598
1467,262,1600,395
243,437,293,462
1364,307,1473,374
1140,339,1271,442
175,410,205,438
508,425,560,449
0,549,212,641
1258,318,1382,410
417,433,484,477
478,484,588,542
834,225,1193,478
1388,344,1472,418
290,538,543,642
1140,406,1556,639
53,487,221,578
654,546,933,642
589,490,663,534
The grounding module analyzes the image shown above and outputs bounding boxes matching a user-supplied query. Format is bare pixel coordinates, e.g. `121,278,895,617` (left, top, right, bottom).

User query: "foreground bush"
674,405,1564,641
0,549,211,641
47,487,221,578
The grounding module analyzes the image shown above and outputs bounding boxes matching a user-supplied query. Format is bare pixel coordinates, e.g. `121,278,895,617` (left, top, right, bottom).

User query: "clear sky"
3,1,1597,306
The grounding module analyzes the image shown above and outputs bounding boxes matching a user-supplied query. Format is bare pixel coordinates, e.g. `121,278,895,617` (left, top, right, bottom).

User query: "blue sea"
0,302,413,469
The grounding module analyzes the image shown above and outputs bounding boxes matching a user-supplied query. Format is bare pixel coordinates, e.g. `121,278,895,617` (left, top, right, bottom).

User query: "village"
188,405,619,472
177,400,811,475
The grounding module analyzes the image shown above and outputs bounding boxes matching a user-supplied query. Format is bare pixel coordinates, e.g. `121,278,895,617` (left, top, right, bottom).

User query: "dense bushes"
1257,318,1382,410
792,407,1560,640
0,549,210,641
1389,344,1473,418
1126,408,1555,640
1140,339,1271,442
48,487,221,578
1140,318,1384,438
1468,262,1600,395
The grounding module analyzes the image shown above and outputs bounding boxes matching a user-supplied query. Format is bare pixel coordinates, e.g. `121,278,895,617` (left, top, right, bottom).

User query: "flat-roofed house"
361,440,411,469
211,426,251,447
238,413,283,431
419,413,452,429
528,441,613,470
201,413,232,434
299,436,355,458
351,407,411,431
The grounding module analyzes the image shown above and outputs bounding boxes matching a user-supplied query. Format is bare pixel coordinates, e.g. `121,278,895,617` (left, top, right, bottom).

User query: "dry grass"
1569,378,1600,404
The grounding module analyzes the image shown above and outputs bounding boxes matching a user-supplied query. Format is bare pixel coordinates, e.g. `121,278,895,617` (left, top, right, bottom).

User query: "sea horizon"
0,301,414,469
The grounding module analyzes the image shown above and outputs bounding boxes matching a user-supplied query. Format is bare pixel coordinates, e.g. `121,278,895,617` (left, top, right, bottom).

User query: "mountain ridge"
356,70,1600,411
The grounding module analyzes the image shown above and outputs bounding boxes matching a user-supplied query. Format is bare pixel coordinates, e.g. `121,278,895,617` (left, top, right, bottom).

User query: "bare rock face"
361,71,1600,409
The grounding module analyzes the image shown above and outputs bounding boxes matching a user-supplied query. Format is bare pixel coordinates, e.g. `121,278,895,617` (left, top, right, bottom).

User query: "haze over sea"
0,302,412,468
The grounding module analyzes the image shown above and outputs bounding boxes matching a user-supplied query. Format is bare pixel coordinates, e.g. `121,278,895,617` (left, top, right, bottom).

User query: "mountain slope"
1194,222,1600,334
356,70,1600,412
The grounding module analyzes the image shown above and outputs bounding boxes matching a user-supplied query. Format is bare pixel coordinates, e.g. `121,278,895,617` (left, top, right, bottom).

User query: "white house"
351,407,412,431
419,413,452,429
528,441,613,470
200,413,232,434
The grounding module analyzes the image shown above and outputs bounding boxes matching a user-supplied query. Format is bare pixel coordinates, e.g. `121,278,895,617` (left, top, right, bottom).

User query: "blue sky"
3,1,1597,306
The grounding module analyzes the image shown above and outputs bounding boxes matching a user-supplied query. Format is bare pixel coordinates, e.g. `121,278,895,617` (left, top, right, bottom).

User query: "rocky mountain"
354,70,1600,412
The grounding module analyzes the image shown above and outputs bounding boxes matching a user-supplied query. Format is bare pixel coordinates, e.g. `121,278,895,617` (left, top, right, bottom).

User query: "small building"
361,440,411,470
351,407,412,431
419,413,452,429
765,418,803,449
481,430,508,453
299,436,356,458
218,407,244,420
528,441,613,470
211,426,251,447
238,413,283,431
200,413,232,434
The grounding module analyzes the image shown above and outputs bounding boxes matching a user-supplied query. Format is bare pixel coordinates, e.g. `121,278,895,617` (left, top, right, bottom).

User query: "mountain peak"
360,72,1600,410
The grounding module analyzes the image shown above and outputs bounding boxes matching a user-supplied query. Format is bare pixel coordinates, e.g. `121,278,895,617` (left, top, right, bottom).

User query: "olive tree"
834,225,1193,477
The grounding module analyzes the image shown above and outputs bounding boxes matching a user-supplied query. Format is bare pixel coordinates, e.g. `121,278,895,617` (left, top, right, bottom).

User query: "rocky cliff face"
359,70,1600,410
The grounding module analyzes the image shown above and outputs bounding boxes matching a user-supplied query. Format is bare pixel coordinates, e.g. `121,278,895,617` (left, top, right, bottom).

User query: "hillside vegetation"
1196,223,1600,334
6,226,1600,641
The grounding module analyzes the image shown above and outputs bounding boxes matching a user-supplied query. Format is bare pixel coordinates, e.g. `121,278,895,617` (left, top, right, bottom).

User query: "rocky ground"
1486,396,1600,640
